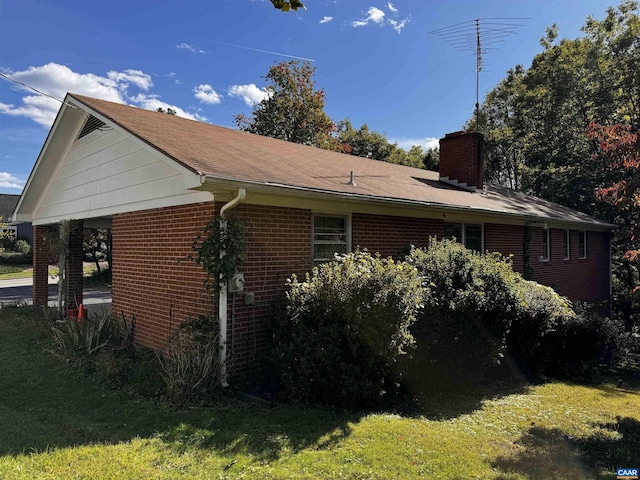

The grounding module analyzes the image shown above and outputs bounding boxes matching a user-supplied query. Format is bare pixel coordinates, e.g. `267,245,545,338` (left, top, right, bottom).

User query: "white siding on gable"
32,128,212,224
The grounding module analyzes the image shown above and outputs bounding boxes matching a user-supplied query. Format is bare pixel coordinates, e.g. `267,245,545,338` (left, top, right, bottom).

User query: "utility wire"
0,72,85,115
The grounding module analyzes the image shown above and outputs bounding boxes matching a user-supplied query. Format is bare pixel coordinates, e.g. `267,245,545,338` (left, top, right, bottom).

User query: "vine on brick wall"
190,215,247,293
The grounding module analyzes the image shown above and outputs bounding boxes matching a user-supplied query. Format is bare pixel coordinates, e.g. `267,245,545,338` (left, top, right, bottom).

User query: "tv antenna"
428,18,528,131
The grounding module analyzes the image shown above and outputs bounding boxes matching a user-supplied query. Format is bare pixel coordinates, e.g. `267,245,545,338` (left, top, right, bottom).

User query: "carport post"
32,225,49,307
64,220,84,309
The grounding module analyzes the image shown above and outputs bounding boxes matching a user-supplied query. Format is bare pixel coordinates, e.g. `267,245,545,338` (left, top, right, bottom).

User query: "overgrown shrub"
157,316,222,406
272,250,425,408
407,239,521,382
506,280,577,375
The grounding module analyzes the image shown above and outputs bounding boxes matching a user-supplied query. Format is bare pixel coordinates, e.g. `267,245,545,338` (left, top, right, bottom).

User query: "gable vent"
77,115,107,139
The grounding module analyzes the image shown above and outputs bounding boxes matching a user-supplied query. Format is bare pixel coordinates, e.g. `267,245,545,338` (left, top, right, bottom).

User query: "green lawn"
0,307,638,479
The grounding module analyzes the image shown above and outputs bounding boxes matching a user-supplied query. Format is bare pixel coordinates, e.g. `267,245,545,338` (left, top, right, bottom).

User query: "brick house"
13,94,613,379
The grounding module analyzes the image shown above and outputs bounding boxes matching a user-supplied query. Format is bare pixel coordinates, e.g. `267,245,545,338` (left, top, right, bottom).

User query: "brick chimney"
438,131,484,192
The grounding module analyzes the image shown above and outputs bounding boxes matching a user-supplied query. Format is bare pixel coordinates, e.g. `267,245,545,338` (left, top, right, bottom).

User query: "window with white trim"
541,228,550,262
312,215,349,264
444,222,483,252
563,230,570,260
578,231,587,259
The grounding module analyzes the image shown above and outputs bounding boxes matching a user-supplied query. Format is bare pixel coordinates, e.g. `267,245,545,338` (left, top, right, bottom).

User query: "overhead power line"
0,72,83,113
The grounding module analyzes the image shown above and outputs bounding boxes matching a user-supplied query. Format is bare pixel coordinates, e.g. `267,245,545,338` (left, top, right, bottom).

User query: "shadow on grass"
491,417,640,479
0,306,361,460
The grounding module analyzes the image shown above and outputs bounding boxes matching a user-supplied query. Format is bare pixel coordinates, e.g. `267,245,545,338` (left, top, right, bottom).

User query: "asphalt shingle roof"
69,94,612,229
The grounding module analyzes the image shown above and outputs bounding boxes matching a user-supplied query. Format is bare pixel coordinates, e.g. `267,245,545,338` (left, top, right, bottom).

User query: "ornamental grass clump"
272,250,425,408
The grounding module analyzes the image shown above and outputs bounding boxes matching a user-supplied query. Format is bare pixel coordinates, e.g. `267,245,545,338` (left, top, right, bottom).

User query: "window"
578,231,587,259
0,226,16,240
313,215,349,264
563,230,570,260
444,222,483,252
541,228,550,262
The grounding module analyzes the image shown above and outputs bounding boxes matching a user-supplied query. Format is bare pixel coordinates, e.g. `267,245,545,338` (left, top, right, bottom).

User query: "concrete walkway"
0,277,111,315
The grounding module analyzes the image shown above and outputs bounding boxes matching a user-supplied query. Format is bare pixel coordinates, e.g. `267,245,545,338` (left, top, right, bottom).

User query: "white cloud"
193,84,223,104
228,84,271,106
0,172,24,190
388,18,408,34
176,43,206,54
394,137,440,151
0,63,205,126
107,69,153,90
351,4,409,33
129,94,207,122
352,7,385,27
320,16,333,24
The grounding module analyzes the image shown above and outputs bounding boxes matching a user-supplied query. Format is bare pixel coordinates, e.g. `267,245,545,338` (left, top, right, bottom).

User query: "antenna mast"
428,18,528,132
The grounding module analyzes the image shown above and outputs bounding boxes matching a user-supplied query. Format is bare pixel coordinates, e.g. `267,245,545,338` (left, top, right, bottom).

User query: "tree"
83,228,111,272
472,1,639,216
235,61,336,149
270,0,305,11
587,122,640,330
335,119,437,169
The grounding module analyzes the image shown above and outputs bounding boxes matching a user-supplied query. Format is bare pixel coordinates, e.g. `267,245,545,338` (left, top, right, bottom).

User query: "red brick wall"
485,223,525,274
111,201,610,380
528,228,610,302
111,201,311,379
439,131,484,188
112,202,215,350
221,203,311,377
352,213,443,256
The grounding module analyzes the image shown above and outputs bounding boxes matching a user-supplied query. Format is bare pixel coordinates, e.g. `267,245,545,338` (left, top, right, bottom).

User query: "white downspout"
218,188,246,387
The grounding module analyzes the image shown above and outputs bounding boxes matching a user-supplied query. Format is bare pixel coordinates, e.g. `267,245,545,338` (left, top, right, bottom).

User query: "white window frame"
312,213,351,264
541,228,550,262
0,226,17,240
563,229,570,260
444,222,484,252
579,231,587,259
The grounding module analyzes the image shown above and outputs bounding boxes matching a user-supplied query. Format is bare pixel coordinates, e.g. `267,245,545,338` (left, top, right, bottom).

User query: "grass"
0,306,639,479
0,264,100,280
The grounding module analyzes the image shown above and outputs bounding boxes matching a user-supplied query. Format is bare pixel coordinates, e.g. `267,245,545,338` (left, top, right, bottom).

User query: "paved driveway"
0,277,111,315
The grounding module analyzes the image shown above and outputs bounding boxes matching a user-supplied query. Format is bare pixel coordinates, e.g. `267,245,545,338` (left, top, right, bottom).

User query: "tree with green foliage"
270,0,305,11
471,1,639,216
335,119,439,170
235,61,337,149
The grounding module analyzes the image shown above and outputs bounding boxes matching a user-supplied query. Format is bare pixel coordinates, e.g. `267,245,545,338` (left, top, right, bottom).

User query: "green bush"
13,239,31,256
0,251,31,265
506,280,577,375
272,250,425,408
407,239,521,382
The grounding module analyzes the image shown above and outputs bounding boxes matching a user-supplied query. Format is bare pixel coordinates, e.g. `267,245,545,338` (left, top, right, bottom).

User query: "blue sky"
0,0,614,194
